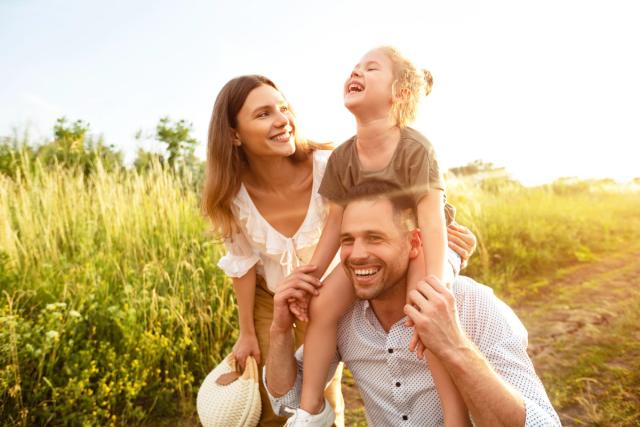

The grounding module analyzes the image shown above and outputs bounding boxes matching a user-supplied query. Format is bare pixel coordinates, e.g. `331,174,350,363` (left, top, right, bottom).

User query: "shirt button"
388,348,393,353
395,382,401,387
402,415,408,421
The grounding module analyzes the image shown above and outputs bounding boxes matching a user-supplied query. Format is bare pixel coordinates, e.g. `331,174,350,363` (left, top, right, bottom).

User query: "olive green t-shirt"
319,127,455,223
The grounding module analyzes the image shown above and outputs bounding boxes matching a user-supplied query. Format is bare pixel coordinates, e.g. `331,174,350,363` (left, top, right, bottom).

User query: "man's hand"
273,265,322,331
405,275,469,359
447,223,477,270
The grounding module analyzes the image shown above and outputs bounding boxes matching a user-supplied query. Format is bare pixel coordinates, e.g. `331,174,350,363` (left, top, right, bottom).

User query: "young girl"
287,47,471,426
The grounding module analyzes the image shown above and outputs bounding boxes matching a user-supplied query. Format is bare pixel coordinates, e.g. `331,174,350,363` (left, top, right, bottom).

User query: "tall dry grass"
1,158,234,426
1,156,639,425
448,176,640,298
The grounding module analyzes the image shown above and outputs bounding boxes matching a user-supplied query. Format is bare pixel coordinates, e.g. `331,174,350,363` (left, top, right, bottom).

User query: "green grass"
448,177,640,295
0,160,235,426
1,158,639,425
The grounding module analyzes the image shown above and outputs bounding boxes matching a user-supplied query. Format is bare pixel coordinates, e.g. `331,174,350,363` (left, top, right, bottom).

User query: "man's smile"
348,263,383,285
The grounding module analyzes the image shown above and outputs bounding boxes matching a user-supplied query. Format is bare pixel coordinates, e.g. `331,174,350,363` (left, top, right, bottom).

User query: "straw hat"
197,353,262,427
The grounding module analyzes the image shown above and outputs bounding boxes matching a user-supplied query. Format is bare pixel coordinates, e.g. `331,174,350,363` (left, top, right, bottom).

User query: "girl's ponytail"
422,69,433,96
380,45,433,127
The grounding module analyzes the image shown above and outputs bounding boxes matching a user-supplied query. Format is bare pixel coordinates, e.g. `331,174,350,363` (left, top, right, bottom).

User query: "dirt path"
343,250,640,426
513,249,640,426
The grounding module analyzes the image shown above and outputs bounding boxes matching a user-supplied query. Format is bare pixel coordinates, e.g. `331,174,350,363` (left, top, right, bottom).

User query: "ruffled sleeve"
217,230,260,278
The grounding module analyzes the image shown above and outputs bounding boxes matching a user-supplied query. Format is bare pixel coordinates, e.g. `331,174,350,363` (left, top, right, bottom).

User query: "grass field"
1,158,639,426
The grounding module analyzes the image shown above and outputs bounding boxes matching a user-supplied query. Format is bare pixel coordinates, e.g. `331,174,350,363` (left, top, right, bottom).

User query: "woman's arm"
447,223,477,270
231,266,260,369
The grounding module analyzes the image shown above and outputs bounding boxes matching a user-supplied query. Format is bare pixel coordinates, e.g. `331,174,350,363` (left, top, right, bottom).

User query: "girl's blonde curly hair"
379,46,433,128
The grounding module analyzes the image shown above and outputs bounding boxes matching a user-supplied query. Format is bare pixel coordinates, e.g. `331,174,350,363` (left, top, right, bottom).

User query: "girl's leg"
294,322,345,427
407,252,471,426
323,363,345,427
300,265,355,415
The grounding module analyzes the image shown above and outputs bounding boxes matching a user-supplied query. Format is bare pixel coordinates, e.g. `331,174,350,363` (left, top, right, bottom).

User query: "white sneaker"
284,400,335,427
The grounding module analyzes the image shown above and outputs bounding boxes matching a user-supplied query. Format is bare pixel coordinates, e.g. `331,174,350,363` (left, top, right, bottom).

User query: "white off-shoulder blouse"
217,150,334,293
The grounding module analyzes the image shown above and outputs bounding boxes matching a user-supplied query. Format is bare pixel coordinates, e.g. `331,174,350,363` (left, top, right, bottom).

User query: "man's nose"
350,239,368,260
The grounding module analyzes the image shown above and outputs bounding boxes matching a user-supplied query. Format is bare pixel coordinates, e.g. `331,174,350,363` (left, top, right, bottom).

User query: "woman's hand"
447,223,477,270
232,332,261,371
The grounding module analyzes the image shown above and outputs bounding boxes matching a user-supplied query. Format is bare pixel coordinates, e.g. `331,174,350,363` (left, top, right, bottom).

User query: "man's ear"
408,228,422,259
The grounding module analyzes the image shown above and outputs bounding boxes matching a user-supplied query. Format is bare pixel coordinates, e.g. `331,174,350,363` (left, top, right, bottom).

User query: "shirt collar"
360,299,411,332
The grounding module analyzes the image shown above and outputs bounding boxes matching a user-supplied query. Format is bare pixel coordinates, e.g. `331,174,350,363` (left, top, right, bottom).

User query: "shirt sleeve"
318,150,347,204
216,230,260,278
472,287,562,426
263,346,341,416
446,247,462,279
408,141,445,201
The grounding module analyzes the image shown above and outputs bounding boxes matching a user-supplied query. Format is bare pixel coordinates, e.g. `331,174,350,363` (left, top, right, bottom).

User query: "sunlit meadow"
1,153,639,425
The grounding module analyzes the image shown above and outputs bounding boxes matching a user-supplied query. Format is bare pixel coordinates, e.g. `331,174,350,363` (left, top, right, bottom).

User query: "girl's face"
234,84,297,159
344,48,396,118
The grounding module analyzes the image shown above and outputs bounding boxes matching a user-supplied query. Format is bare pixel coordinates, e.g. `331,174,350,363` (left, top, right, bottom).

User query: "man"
265,181,560,426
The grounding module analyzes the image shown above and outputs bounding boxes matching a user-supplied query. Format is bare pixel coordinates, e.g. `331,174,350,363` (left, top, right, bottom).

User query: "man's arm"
441,341,526,426
265,265,321,397
405,276,560,426
265,321,298,397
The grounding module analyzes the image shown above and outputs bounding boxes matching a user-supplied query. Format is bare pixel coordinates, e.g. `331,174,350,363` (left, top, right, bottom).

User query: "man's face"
340,198,417,300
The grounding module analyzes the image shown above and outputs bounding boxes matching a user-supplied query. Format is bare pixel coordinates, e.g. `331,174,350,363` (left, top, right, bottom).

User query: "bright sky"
1,0,639,185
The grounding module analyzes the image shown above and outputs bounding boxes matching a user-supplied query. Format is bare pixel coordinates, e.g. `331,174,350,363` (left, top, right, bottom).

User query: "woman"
201,75,476,426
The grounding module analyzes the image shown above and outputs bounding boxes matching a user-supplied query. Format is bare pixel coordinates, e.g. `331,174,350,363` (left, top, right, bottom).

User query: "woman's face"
344,48,396,117
234,84,297,159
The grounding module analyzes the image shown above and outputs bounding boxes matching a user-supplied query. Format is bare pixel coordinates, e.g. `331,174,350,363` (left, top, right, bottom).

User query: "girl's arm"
288,202,344,321
309,201,344,278
231,266,261,370
416,191,472,426
418,189,448,282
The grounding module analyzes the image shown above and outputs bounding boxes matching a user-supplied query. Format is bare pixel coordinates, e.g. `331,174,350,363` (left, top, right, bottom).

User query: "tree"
155,117,198,169
133,147,165,172
0,137,22,177
448,159,502,177
36,117,123,174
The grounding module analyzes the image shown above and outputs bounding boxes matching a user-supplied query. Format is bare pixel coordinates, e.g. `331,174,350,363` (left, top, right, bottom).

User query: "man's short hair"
343,180,417,231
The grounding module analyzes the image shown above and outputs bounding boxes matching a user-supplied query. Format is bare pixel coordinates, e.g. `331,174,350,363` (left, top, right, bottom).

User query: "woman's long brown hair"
202,75,329,238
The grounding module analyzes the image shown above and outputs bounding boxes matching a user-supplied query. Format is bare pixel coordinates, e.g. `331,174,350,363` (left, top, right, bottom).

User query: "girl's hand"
288,297,310,322
232,333,261,371
409,330,427,360
447,223,477,270
281,265,322,322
